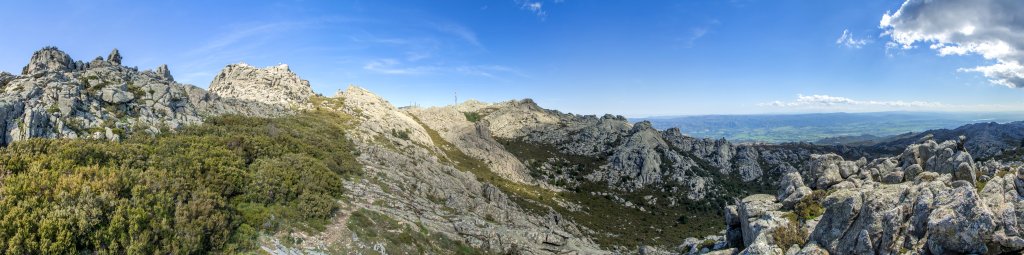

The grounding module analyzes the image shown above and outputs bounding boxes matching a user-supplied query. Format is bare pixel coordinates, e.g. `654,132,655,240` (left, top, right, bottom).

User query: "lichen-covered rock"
926,186,995,254
807,189,862,252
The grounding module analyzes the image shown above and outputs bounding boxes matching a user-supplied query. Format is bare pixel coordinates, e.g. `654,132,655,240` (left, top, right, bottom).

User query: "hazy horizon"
2,0,1024,116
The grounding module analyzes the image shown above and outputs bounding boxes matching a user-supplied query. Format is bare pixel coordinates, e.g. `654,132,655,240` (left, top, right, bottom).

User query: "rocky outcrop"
21,46,74,75
601,121,701,190
107,48,122,65
209,63,315,107
154,64,173,81
777,169,811,209
712,136,1024,254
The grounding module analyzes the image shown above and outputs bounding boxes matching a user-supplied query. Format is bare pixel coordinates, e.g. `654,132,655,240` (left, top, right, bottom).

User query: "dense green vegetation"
0,110,362,254
346,209,483,254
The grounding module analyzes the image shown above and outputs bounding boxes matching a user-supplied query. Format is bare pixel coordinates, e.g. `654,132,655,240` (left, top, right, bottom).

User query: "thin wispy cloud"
363,59,435,75
363,58,523,79
454,65,527,78
836,29,870,48
881,0,1024,88
431,22,481,47
676,19,719,48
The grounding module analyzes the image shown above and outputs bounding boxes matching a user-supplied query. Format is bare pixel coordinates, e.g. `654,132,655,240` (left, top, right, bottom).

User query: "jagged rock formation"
409,98,861,201
209,63,315,107
716,136,1024,254
0,47,287,145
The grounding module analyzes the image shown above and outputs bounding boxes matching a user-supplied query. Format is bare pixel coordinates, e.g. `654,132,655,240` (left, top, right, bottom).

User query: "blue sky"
1,0,1022,116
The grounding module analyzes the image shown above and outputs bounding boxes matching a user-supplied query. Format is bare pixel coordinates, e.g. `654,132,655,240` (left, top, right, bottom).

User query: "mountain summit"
209,63,315,107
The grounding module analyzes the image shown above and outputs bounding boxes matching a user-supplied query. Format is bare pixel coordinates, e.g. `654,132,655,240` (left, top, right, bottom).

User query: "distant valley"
636,112,1024,144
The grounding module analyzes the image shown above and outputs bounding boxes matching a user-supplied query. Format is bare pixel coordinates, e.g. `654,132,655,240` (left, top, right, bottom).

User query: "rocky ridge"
410,99,865,199
0,47,289,145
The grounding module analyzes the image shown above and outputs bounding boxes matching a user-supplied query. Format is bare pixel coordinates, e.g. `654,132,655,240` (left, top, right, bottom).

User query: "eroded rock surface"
716,136,1024,254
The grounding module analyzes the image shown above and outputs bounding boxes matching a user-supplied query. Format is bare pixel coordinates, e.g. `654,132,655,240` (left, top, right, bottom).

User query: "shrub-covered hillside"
0,110,362,254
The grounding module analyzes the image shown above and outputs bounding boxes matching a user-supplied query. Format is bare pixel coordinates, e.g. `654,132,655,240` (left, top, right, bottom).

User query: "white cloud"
515,0,550,19
763,94,943,108
881,0,1024,88
836,29,870,48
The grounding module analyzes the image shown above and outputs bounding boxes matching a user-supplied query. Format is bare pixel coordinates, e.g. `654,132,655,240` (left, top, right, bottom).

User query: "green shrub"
795,190,827,220
46,104,60,114
463,112,481,122
0,110,361,253
391,129,410,140
772,213,806,249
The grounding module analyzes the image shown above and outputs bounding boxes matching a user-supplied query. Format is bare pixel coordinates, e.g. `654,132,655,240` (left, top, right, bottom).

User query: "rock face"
21,46,74,75
209,63,315,107
0,47,289,145
716,135,1024,254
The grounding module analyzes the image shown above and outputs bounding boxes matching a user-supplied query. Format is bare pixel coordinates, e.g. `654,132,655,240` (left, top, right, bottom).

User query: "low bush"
0,110,361,253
